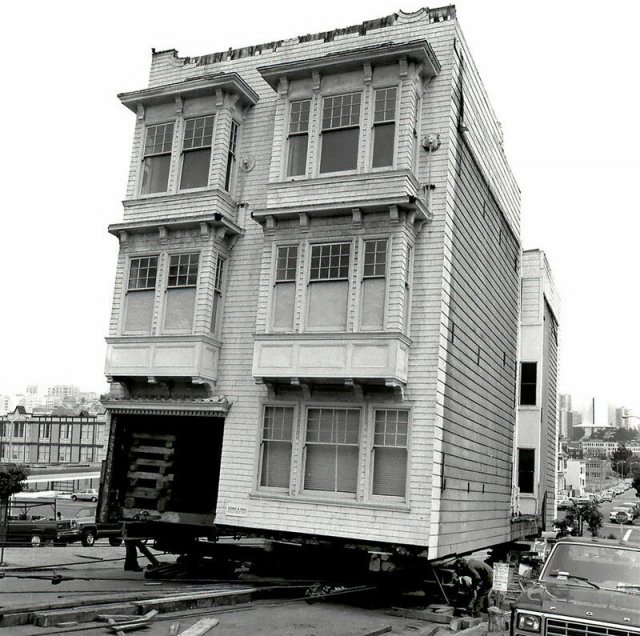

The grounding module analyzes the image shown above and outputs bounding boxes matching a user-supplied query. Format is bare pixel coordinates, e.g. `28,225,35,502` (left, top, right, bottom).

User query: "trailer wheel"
30,534,42,547
109,537,123,547
82,530,97,547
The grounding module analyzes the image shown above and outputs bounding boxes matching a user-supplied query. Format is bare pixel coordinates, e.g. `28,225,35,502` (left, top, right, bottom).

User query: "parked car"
63,508,123,547
609,506,633,524
598,492,613,503
556,499,573,510
70,488,98,502
617,502,639,519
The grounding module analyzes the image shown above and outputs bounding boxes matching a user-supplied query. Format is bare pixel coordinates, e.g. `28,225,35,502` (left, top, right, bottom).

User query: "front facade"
102,7,530,559
0,407,108,465
515,250,560,527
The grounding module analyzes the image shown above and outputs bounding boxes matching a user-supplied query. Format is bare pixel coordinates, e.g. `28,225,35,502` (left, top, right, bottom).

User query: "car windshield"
541,543,640,591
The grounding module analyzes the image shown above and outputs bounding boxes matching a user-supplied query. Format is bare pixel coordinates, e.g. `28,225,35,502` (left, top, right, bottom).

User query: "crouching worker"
454,557,493,616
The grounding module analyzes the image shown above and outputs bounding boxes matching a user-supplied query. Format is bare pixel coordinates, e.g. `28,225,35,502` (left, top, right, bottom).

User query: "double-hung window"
180,115,214,190
287,100,310,177
38,446,51,462
260,406,294,489
225,121,239,192
360,239,387,329
320,93,361,173
124,256,158,334
307,242,350,330
164,253,199,332
372,87,397,168
39,423,51,440
141,122,174,195
58,446,70,462
304,408,360,494
272,245,298,330
210,256,225,335
13,422,25,438
372,409,408,497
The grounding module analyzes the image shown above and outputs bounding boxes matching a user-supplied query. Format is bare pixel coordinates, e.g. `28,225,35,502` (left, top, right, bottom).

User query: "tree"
562,500,604,537
0,464,30,498
611,445,633,478
633,474,640,500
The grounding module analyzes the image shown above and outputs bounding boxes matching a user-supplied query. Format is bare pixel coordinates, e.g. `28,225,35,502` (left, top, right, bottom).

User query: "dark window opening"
518,448,535,494
520,362,537,405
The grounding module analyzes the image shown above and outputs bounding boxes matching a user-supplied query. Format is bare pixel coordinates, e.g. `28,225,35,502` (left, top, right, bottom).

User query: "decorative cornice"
257,40,440,90
118,73,259,112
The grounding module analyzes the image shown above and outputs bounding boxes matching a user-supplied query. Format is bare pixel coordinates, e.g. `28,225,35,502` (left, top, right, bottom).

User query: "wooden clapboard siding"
432,19,521,556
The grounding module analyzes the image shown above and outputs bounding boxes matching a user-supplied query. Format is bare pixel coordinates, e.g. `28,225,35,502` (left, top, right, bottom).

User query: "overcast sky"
1,0,638,415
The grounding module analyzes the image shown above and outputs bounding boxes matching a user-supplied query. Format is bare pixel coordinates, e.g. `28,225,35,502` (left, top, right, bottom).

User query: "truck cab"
512,537,640,634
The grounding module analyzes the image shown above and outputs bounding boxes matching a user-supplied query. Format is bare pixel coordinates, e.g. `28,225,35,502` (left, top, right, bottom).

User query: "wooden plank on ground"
178,618,219,635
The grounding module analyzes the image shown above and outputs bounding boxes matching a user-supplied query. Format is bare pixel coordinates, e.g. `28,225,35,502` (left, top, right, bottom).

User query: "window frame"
304,240,353,332
179,114,215,191
369,406,410,500
370,86,399,170
258,403,297,492
210,255,226,338
224,120,240,194
519,361,538,406
318,91,363,175
518,447,536,495
270,243,299,332
359,236,389,331
301,404,363,499
140,121,175,196
286,99,311,178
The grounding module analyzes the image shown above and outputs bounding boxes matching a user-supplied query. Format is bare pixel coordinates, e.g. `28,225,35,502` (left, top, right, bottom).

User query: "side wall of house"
432,23,521,558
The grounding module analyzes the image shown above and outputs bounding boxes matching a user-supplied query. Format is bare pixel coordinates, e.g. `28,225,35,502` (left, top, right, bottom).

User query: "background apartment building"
0,407,108,465
101,7,538,559
515,249,560,527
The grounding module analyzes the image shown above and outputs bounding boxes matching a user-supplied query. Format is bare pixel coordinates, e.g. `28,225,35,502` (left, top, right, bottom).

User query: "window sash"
144,123,174,156
289,100,311,134
309,243,350,281
363,240,387,278
322,93,361,130
182,116,214,151
373,87,397,123
167,253,199,288
180,148,211,190
276,246,298,282
260,406,294,489
320,127,359,173
224,121,239,192
128,257,158,291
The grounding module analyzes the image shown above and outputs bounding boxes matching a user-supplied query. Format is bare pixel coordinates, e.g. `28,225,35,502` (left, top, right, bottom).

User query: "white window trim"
178,113,216,193
368,84,400,172
299,403,364,500
256,401,298,494
160,250,201,335
302,239,354,333
367,404,411,503
356,235,390,331
138,119,177,199
268,241,300,333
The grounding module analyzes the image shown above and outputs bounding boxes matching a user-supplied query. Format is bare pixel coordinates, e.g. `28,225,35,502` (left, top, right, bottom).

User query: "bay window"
179,115,214,190
141,123,174,194
307,242,351,330
287,100,310,177
320,93,361,173
273,245,298,330
360,239,387,329
372,87,397,168
372,409,408,497
163,252,199,332
224,121,239,192
123,256,158,334
304,408,360,494
260,406,294,489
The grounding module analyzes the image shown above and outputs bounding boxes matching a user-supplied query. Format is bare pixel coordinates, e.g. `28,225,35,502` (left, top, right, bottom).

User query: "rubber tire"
109,537,123,547
81,530,97,547
90,497,97,502
31,534,42,547
71,495,77,501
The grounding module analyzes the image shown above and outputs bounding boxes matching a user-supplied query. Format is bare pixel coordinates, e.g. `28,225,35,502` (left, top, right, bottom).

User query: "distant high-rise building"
47,385,80,401
559,394,572,411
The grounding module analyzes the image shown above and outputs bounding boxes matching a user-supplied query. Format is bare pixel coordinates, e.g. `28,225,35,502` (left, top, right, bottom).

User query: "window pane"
167,253,199,287
518,448,535,494
374,87,397,122
373,447,407,496
520,362,537,405
261,442,292,488
163,287,196,331
141,155,171,194
273,282,295,330
309,244,350,281
320,128,359,173
322,93,361,129
183,116,214,150
372,123,395,168
144,123,174,155
308,280,348,329
287,134,308,177
289,100,311,133
123,289,155,333
361,277,385,329
180,148,211,190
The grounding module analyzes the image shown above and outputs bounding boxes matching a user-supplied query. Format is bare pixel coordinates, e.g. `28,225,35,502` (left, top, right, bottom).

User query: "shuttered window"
260,406,294,489
304,408,360,494
372,409,408,497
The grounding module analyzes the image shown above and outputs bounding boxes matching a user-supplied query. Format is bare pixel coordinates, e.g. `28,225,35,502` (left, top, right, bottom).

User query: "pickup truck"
4,516,77,546
64,508,123,547
511,537,640,634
